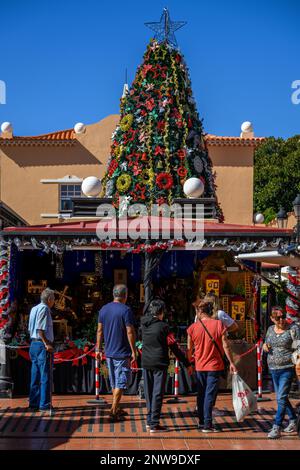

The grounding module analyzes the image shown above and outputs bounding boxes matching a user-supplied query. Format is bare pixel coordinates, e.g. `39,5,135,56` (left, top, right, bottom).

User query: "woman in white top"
203,294,238,333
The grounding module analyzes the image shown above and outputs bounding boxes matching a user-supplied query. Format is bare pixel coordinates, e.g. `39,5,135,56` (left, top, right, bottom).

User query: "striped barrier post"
87,356,106,405
49,351,53,417
167,359,187,404
255,339,271,402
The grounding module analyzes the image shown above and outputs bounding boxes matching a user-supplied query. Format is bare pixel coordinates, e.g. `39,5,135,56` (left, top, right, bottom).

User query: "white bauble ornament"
81,176,102,198
193,156,203,173
1,121,12,133
183,177,204,198
241,121,253,133
254,213,264,224
74,122,86,134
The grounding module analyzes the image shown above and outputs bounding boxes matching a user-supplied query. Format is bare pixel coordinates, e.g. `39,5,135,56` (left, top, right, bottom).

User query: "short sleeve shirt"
217,310,235,328
187,318,226,371
265,324,300,370
28,302,54,342
98,302,135,359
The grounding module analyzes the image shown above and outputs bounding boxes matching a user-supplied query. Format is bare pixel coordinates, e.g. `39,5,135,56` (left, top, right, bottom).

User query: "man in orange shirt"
187,300,237,432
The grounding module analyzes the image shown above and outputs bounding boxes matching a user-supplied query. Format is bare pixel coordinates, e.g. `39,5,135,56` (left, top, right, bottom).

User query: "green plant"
234,282,245,297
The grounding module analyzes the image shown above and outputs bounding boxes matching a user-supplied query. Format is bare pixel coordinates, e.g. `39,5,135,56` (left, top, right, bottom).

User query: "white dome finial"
240,121,254,137
183,177,205,198
81,176,102,198
74,122,86,135
1,121,13,135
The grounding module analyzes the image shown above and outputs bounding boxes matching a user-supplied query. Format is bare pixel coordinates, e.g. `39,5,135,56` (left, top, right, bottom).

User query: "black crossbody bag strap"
198,317,226,367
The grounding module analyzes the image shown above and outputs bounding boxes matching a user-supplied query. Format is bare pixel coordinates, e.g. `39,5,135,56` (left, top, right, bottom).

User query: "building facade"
0,117,264,227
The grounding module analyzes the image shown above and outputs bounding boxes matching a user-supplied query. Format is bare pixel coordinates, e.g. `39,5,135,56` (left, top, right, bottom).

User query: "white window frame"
59,183,82,212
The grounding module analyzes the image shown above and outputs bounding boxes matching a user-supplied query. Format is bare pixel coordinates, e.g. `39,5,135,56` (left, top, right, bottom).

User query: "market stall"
0,218,291,396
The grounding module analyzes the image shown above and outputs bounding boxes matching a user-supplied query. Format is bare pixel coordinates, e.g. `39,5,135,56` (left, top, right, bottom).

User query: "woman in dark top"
263,306,300,439
141,299,192,433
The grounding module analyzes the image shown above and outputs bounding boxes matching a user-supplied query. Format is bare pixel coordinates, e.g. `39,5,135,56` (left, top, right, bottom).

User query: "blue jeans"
143,368,167,427
270,367,296,427
106,357,132,390
29,342,51,410
196,371,221,428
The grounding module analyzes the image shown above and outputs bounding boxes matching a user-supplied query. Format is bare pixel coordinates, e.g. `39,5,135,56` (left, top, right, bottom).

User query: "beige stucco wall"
206,145,254,225
0,115,118,225
0,113,255,226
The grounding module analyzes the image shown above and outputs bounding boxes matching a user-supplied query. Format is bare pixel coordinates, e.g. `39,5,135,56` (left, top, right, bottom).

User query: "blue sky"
0,0,299,138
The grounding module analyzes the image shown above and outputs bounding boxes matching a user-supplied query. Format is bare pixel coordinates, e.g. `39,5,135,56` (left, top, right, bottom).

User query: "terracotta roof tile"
205,134,265,146
0,129,75,141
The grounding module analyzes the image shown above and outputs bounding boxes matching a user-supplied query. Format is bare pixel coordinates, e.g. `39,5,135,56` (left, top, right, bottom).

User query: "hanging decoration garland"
55,253,64,280
95,252,103,279
0,244,10,318
285,267,300,321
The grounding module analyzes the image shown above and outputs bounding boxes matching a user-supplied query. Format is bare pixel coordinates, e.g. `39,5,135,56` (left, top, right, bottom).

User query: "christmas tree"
101,9,219,218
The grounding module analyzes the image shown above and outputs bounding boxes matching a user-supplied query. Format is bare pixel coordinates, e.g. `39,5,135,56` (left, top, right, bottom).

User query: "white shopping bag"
232,373,257,422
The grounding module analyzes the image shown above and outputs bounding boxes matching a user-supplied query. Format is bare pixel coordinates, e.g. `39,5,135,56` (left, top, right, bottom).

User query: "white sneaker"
268,425,281,439
202,426,219,433
283,420,297,433
212,409,226,417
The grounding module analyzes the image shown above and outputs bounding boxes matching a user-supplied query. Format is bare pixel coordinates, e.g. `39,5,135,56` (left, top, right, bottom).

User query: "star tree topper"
145,8,187,48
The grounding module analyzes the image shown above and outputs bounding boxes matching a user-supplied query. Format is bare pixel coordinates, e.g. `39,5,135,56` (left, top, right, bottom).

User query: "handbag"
198,317,229,379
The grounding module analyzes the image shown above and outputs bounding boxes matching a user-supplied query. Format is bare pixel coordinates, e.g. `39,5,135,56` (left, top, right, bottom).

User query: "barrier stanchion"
166,359,187,404
255,339,271,402
87,356,106,405
49,351,53,417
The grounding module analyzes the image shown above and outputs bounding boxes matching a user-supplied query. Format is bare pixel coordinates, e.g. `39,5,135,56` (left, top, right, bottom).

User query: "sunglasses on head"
273,312,286,320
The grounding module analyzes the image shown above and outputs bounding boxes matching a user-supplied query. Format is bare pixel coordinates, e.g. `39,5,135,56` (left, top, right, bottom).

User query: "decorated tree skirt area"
1,247,259,394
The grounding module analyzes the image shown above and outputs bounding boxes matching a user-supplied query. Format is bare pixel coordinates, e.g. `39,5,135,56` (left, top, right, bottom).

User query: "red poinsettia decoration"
108,159,118,176
175,53,182,64
157,121,165,132
132,164,142,176
154,145,165,156
171,108,181,120
131,184,146,201
142,64,153,77
145,98,155,111
156,173,174,190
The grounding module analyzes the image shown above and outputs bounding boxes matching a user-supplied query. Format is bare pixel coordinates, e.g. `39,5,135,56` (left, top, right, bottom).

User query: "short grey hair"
113,284,127,300
41,288,55,304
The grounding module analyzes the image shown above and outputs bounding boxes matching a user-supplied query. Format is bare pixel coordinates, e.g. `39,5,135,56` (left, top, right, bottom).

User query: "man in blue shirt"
96,284,136,421
28,288,55,411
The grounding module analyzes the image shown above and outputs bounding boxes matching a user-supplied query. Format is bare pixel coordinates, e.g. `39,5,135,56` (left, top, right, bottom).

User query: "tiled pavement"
0,394,299,450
